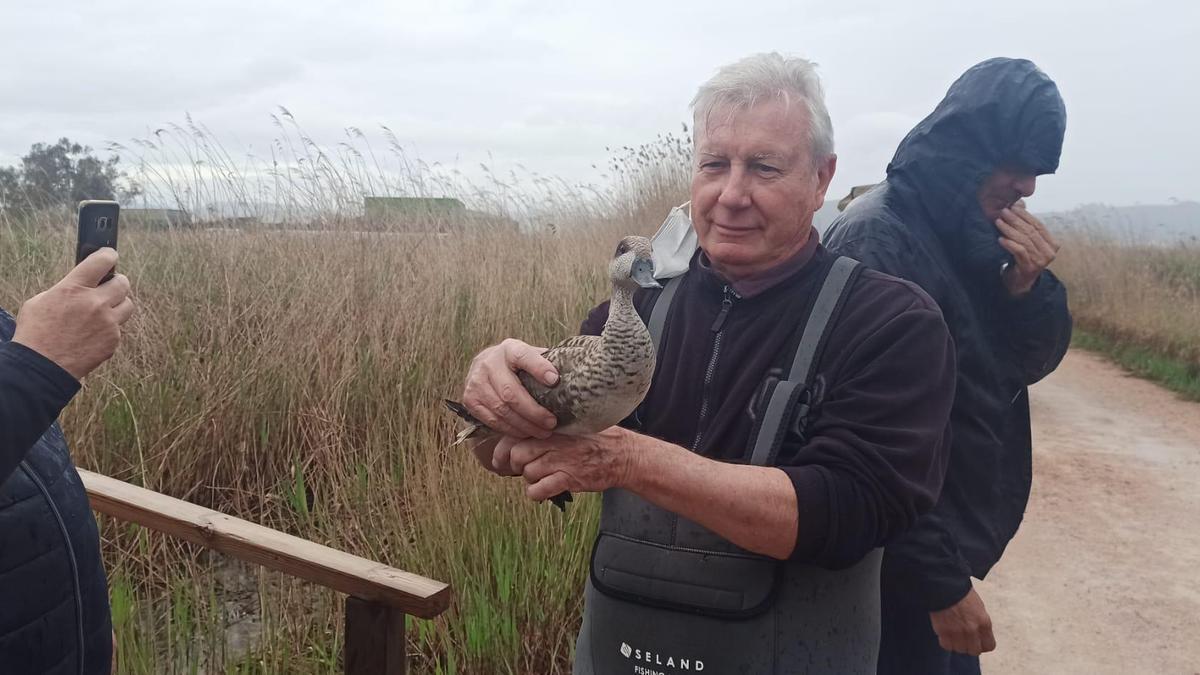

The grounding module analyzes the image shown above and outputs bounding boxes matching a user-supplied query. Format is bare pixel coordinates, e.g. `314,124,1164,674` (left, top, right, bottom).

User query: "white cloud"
0,0,1195,211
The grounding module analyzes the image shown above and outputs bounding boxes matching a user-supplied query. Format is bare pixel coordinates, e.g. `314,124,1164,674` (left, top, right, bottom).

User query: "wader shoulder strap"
625,274,684,433
748,256,862,467
647,274,684,349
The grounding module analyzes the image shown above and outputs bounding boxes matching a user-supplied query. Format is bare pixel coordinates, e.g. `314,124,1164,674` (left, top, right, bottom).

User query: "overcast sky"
0,0,1194,212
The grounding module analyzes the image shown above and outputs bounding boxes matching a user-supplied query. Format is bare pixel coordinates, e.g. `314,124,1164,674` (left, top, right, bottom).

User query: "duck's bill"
632,258,662,289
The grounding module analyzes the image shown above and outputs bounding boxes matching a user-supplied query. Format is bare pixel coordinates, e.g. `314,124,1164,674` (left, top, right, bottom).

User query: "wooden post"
345,596,407,675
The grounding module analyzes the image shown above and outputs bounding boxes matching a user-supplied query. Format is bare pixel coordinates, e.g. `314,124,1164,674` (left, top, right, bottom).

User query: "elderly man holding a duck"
447,52,956,674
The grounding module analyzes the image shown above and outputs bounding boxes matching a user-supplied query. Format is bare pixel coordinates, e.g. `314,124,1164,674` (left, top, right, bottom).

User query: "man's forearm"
623,436,799,559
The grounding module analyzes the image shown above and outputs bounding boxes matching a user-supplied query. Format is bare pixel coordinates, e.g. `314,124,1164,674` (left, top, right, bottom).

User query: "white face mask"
649,201,699,280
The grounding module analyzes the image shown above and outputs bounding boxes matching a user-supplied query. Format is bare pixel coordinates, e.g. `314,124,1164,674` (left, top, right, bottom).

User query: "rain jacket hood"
886,57,1066,280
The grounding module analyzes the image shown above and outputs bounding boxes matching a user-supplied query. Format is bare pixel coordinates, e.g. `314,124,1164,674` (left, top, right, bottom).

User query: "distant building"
363,197,518,233
121,208,192,229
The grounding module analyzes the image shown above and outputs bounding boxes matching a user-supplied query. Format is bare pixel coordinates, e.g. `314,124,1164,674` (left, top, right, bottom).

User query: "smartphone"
76,200,119,282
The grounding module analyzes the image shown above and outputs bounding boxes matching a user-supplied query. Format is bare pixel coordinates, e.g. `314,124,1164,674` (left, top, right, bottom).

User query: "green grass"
1072,328,1200,401
1054,232,1200,402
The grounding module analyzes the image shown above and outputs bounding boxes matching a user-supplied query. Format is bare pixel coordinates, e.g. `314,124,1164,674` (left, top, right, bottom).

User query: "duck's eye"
615,242,629,256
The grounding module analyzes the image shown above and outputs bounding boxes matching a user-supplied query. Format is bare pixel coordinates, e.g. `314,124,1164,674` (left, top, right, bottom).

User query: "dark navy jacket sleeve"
996,270,1072,385
878,510,975,610
0,319,81,485
828,232,975,607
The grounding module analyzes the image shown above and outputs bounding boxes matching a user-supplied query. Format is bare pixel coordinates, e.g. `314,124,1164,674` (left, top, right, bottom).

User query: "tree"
0,166,20,211
0,138,131,213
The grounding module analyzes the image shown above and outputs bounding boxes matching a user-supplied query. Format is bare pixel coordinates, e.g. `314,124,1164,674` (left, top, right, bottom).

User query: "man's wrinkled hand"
929,586,996,656
12,248,134,381
504,427,638,502
460,338,559,440
996,200,1059,296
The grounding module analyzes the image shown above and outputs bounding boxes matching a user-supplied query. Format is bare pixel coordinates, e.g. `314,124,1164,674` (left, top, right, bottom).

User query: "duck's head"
609,235,661,290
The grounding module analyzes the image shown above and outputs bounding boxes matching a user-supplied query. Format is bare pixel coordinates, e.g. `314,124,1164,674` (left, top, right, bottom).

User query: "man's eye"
700,161,726,170
755,164,780,174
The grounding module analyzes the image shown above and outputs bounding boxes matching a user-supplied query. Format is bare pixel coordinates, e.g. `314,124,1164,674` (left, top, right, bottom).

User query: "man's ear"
814,154,837,206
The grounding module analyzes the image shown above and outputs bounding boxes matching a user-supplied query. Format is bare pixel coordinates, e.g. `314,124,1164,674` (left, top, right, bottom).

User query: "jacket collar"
694,228,822,299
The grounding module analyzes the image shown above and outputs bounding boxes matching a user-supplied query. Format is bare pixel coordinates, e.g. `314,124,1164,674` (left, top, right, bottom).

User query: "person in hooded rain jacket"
824,57,1072,674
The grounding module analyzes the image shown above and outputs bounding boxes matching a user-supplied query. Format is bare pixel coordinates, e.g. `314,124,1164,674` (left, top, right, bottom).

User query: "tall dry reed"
0,118,689,674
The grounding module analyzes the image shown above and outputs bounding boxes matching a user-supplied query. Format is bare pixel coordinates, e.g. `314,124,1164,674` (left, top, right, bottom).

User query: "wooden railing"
80,470,453,674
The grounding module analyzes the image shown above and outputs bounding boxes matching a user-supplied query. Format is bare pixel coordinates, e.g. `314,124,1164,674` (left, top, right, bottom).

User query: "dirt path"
980,350,1200,674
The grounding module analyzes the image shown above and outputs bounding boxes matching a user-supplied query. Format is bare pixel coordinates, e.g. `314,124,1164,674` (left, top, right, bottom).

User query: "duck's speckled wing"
518,334,602,430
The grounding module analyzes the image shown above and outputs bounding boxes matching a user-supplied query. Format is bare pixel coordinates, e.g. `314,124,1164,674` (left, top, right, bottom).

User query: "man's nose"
1014,174,1037,198
717,166,752,209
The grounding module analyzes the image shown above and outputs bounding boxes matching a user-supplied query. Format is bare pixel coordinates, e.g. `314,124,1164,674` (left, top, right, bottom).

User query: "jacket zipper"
21,460,85,675
691,285,736,451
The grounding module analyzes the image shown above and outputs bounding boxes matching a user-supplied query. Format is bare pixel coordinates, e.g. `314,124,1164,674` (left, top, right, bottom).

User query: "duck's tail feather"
445,400,572,510
549,491,573,511
444,399,490,445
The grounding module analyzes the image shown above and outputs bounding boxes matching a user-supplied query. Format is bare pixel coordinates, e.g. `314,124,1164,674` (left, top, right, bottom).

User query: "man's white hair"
691,52,835,165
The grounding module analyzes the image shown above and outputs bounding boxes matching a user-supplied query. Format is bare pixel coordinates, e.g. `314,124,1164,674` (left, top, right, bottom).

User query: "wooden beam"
79,469,451,619
345,596,406,674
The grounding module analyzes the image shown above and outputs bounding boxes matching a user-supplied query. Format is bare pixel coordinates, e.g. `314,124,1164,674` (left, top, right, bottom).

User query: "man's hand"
996,200,1060,297
12,248,134,381
929,586,996,656
498,427,637,501
460,338,559,440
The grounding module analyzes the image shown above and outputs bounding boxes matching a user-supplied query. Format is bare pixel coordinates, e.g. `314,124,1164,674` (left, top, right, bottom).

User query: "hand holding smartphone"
12,200,131,380
76,200,119,283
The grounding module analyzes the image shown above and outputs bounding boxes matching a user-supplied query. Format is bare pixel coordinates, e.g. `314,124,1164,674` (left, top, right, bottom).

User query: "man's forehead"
695,100,810,156
696,131,804,160
697,148,790,161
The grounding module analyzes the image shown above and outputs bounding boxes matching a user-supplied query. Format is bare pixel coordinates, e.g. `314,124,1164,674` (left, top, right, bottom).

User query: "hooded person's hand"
929,586,997,656
996,200,1059,296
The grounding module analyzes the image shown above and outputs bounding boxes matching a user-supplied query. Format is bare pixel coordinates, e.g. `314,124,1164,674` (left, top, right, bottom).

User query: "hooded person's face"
977,167,1038,221
690,99,836,282
882,58,1065,283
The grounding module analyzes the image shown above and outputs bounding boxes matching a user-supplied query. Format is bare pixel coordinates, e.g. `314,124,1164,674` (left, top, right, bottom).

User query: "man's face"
978,166,1037,221
690,99,836,281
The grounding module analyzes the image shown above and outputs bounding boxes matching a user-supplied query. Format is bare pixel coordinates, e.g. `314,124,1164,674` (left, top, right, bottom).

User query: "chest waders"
574,256,883,675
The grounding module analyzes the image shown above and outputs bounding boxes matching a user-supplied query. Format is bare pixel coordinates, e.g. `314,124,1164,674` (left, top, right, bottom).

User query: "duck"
445,235,661,509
